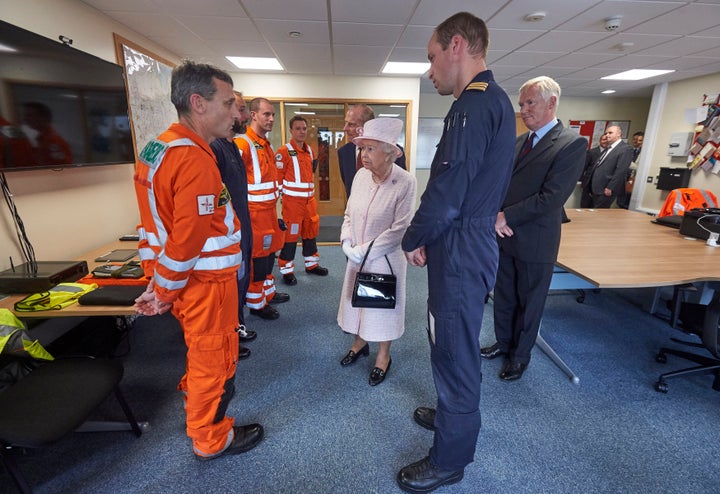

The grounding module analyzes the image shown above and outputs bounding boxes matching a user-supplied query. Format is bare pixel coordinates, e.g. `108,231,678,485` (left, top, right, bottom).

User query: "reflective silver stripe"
137,227,148,240
249,192,279,202
159,253,198,273
195,253,242,270
237,134,263,185
154,271,188,291
144,231,162,247
203,232,242,252
138,247,156,260
283,188,313,198
248,181,278,191
284,142,315,193
146,138,198,247
279,261,294,274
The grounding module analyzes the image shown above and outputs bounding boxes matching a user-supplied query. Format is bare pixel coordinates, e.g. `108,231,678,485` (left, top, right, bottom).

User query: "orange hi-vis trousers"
175,274,239,457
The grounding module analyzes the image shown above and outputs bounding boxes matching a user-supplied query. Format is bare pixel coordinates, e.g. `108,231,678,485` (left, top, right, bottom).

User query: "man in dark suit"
580,125,633,208
582,133,608,181
481,76,586,381
337,104,406,198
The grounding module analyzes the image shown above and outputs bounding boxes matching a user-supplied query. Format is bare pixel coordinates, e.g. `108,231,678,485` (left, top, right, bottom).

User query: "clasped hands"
341,240,365,264
134,278,172,316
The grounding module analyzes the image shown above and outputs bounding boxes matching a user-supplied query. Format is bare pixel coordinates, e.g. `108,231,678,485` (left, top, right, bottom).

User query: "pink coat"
337,165,417,341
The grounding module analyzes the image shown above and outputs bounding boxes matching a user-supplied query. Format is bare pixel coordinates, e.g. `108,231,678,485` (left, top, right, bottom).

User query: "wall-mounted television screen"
0,19,134,172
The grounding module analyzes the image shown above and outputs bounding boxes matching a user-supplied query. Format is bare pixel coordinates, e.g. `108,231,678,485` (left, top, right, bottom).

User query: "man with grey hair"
580,124,633,208
481,75,586,381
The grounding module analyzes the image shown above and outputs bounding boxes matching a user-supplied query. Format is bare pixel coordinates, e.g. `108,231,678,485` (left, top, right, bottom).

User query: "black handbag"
351,240,397,309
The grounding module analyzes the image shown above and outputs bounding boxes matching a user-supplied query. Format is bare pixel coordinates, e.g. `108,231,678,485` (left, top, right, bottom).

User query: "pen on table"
9,256,15,272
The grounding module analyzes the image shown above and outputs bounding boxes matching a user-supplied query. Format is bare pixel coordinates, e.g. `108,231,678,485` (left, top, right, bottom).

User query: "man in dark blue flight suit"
211,92,257,357
397,12,516,494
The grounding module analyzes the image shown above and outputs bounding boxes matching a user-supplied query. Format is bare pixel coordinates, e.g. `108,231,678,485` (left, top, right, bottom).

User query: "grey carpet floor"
2,245,719,493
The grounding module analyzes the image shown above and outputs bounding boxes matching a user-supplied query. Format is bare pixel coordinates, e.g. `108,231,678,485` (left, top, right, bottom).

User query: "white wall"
635,73,720,213
415,91,652,206
0,0,181,271
0,0,419,271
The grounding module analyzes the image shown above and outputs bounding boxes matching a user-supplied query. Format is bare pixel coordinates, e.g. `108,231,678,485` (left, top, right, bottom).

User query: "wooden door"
307,115,347,216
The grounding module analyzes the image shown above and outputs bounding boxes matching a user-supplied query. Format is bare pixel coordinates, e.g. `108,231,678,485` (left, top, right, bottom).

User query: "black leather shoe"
306,266,329,276
340,344,369,366
195,423,264,461
236,325,257,342
269,292,290,304
238,345,251,360
480,342,506,359
250,305,279,320
283,273,297,285
369,358,391,386
413,407,436,431
499,361,527,381
397,456,464,493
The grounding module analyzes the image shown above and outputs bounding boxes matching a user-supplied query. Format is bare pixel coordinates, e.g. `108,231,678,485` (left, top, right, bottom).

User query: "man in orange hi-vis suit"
133,61,263,461
234,97,290,320
276,115,329,285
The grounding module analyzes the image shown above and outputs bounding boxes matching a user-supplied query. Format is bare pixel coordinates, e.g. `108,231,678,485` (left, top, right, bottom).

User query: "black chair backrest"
702,290,720,358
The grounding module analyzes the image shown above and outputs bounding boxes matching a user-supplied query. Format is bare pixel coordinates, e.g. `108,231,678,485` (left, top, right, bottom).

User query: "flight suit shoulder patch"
139,139,168,168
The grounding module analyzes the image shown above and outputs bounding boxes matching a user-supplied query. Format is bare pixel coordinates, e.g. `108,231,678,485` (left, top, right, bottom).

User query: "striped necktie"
518,133,535,160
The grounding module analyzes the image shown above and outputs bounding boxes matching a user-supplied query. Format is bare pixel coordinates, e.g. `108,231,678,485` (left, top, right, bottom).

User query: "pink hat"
353,118,403,157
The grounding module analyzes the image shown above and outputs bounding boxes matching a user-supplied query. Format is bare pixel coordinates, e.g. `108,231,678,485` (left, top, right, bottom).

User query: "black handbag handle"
357,240,394,276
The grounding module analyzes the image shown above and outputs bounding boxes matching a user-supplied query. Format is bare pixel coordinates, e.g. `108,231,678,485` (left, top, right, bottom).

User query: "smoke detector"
524,12,546,22
604,16,622,32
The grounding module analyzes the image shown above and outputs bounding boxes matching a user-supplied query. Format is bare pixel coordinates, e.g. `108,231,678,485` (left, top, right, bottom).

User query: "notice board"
568,120,630,149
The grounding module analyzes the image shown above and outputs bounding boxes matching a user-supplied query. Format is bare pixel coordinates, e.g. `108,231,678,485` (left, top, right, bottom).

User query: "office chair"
654,290,720,393
0,356,142,493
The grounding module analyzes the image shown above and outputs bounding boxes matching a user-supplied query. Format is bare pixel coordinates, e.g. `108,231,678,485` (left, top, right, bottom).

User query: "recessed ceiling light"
226,56,283,71
288,31,303,39
524,12,546,22
0,43,17,53
601,69,675,81
602,90,616,94
285,103,308,106
382,62,430,75
378,113,400,117
294,111,315,115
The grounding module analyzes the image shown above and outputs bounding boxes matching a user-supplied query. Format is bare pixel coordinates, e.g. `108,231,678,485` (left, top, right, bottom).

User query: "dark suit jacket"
499,122,586,263
337,142,407,198
583,144,603,180
581,140,633,196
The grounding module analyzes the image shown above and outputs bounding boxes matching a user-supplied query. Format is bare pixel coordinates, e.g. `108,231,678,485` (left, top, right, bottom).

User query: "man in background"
580,124,633,208
481,76,586,381
276,115,329,285
235,97,289,320
337,104,406,198
399,12,515,493
133,61,263,460
22,102,72,166
210,91,257,358
618,130,644,209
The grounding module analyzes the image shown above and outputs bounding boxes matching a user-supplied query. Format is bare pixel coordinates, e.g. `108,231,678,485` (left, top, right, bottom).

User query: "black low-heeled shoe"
340,344,369,366
369,358,392,386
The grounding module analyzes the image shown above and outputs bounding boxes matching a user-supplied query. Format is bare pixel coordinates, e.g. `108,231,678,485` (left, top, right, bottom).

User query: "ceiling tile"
488,0,600,29
524,30,612,52
577,33,681,54
107,12,189,37
332,23,404,47
630,3,720,35
331,0,418,24
557,0,684,32
333,44,391,74
634,36,720,57
151,0,247,17
255,19,329,44
410,0,508,26
175,16,260,41
241,0,328,21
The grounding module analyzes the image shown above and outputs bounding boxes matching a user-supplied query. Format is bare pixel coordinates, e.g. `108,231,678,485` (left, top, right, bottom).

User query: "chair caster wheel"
655,353,667,364
576,295,585,303
654,381,668,393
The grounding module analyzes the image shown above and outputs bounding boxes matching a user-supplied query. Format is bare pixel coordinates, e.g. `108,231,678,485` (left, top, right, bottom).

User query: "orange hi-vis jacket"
234,127,279,211
134,123,242,304
658,188,719,217
276,140,315,198
234,127,283,256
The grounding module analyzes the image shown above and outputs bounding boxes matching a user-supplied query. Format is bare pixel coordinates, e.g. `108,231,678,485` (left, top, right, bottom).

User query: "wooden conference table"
539,208,720,383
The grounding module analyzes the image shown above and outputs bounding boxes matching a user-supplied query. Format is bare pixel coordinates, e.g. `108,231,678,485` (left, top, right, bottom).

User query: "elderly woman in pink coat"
337,118,417,386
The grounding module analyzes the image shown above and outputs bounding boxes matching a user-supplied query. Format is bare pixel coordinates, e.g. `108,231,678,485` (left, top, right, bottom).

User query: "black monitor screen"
0,19,134,171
